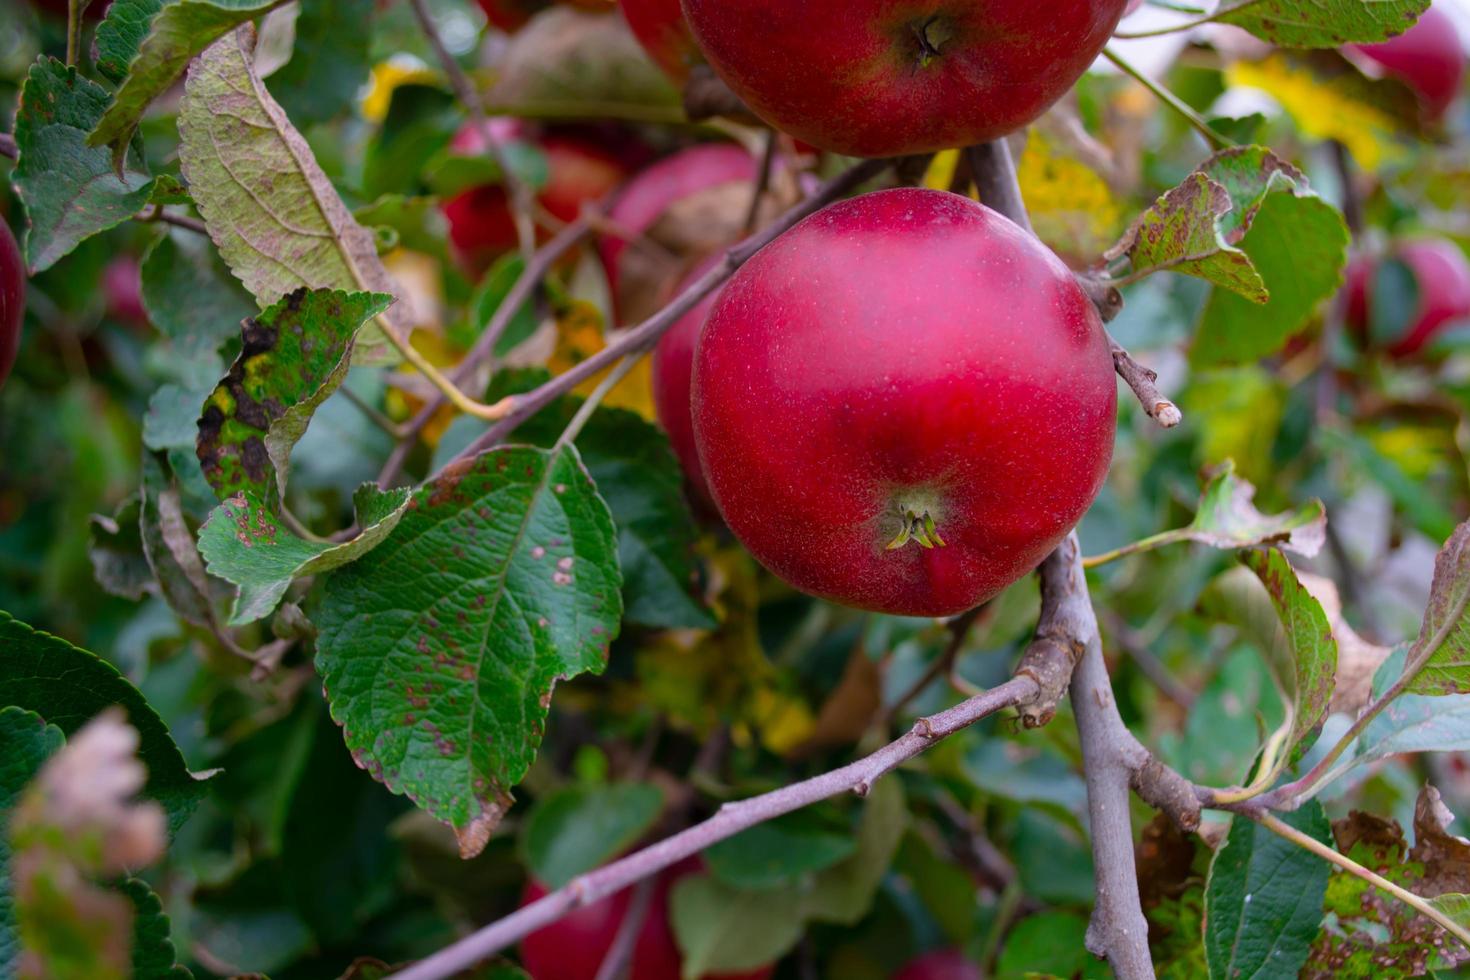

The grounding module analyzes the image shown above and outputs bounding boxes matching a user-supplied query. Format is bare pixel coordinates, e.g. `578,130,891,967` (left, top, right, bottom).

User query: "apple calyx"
911,16,954,69
887,505,948,551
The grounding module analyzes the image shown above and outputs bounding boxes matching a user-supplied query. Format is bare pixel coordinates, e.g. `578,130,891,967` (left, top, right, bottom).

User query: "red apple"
476,0,548,31
443,124,628,274
619,0,703,82
101,256,147,328
692,188,1116,617
599,143,756,301
894,949,984,980
1345,238,1470,358
680,0,1130,157
1345,3,1467,122
519,865,775,980
652,257,723,509
0,219,23,390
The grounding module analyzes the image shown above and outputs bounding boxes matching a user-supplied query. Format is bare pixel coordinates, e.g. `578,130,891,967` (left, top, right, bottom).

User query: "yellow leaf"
923,150,965,193
1017,129,1121,262
549,300,657,420
361,58,440,124
1227,54,1408,171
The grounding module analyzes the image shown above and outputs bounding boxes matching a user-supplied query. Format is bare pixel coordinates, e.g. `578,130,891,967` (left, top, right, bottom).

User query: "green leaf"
1428,893,1470,932
669,873,806,979
120,878,192,979
12,59,154,273
1218,0,1431,48
1184,460,1326,557
140,227,256,389
1204,551,1338,772
195,288,393,503
704,813,857,891
94,0,168,82
315,445,623,858
88,494,152,601
802,778,907,925
0,707,66,977
459,255,539,358
177,25,409,363
1401,520,1470,696
140,452,219,629
513,400,715,630
361,84,458,202
1204,803,1331,980
198,483,413,625
354,195,452,267
422,141,550,199
270,0,374,127
0,612,210,833
1192,179,1349,366
995,911,1091,980
519,783,664,888
88,0,286,160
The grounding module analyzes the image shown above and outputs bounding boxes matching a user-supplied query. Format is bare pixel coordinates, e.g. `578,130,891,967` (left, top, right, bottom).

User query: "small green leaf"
995,911,1091,979
802,778,907,926
704,814,857,891
355,195,452,267
198,483,412,625
315,445,622,858
0,707,66,976
178,25,410,363
1204,803,1331,980
121,878,192,979
195,288,393,503
361,84,459,202
0,612,211,833
89,0,287,159
140,227,256,389
670,873,805,979
270,0,374,127
519,783,664,888
1217,0,1430,48
1402,521,1470,696
12,59,154,273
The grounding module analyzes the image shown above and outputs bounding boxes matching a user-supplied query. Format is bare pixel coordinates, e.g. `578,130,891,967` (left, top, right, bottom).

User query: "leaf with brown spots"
1218,0,1430,49
195,288,392,504
198,483,412,625
314,445,622,858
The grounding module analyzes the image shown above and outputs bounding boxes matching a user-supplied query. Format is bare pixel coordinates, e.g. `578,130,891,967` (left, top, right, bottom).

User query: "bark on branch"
388,676,1039,980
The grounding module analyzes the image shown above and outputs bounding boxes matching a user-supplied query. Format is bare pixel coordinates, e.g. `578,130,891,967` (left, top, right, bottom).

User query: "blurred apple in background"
1345,2,1467,121
1346,237,1470,358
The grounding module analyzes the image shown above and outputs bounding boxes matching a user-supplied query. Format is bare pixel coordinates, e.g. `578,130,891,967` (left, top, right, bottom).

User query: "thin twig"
443,156,894,469
592,878,656,980
880,606,987,726
1254,812,1470,947
407,0,536,260
554,355,639,449
0,133,17,161
1102,48,1233,151
339,385,407,438
387,676,1040,980
1110,339,1183,428
138,204,210,236
376,216,593,488
67,0,92,67
1113,0,1267,38
743,131,778,235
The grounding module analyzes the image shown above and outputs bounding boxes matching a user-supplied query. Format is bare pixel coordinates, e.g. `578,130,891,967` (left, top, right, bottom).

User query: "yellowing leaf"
1227,54,1409,171
923,150,965,193
549,301,656,420
361,58,440,124
1018,130,1121,261
749,687,817,757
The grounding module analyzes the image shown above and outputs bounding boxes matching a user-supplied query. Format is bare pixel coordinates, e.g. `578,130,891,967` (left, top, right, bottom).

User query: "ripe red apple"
619,0,702,82
443,124,628,274
680,0,1130,157
652,258,723,509
101,256,147,329
0,219,24,390
1345,3,1467,121
1345,238,1470,358
693,188,1116,617
519,865,775,980
599,143,756,301
893,949,984,980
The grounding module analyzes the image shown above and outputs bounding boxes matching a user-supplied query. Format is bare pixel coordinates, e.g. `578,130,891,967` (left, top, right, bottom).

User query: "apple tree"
1,0,1469,977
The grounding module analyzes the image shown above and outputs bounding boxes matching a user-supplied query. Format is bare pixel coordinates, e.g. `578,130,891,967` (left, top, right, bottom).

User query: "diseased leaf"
1402,520,1470,696
270,0,374,126
1188,461,1326,556
1204,802,1331,980
670,873,806,978
89,0,286,160
198,483,412,625
195,288,392,503
0,708,66,977
12,59,154,273
315,445,622,858
519,783,664,888
1218,0,1430,48
178,25,409,363
0,611,211,832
